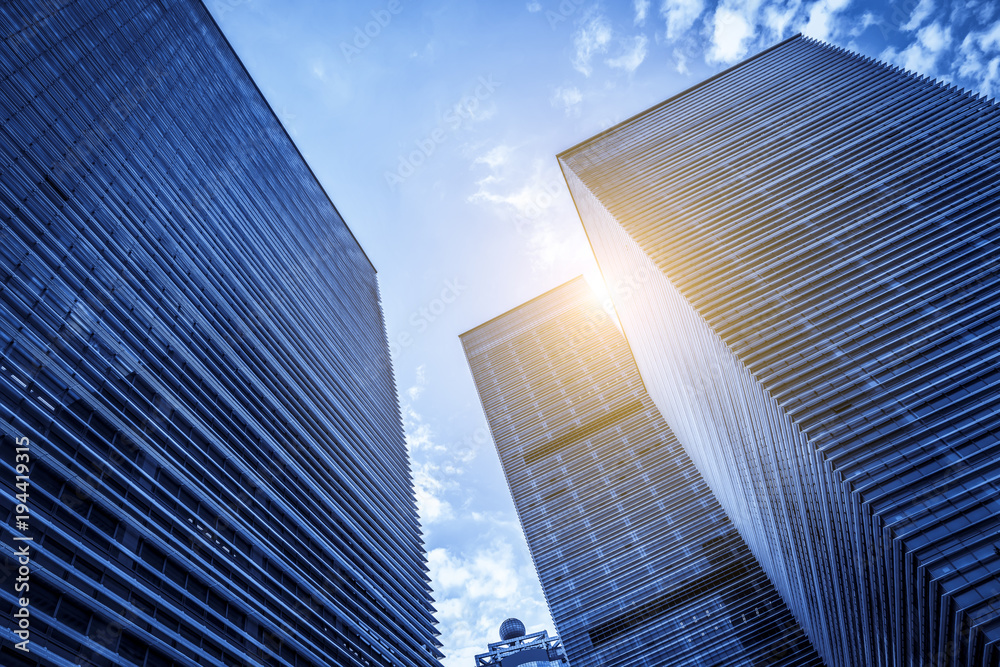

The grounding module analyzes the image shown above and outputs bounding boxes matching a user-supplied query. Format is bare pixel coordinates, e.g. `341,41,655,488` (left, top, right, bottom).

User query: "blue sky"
206,0,1000,663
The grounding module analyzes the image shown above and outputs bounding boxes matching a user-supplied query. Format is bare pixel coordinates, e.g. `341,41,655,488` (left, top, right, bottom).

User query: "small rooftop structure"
474,618,570,666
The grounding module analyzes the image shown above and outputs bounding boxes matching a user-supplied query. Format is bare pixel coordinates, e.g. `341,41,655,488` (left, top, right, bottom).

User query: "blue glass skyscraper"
461,278,822,666
559,35,1000,667
0,1,440,665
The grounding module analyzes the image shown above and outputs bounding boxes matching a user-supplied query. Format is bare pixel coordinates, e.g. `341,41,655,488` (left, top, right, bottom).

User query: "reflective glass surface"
0,1,440,665
462,278,821,667
560,35,1000,667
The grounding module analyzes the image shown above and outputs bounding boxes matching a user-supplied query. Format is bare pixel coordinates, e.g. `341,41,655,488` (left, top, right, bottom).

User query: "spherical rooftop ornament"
499,618,526,641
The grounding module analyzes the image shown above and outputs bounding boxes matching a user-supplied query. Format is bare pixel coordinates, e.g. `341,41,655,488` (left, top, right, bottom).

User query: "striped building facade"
0,1,440,665
559,35,1000,667
461,277,821,666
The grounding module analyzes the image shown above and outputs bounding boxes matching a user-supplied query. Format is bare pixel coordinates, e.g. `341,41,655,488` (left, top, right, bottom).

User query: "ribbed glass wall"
560,35,1000,667
0,1,440,665
461,277,821,667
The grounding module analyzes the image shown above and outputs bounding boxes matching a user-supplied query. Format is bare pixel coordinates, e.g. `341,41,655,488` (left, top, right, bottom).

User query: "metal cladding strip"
560,35,1000,667
0,1,440,666
461,277,823,667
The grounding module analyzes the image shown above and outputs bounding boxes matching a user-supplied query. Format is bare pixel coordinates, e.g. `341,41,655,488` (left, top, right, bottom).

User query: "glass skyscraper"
559,35,1000,667
0,1,440,665
461,277,822,666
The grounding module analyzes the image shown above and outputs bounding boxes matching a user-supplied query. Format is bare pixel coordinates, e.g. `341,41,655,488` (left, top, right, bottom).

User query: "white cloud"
404,407,434,452
468,156,563,221
469,157,590,272
954,19,1000,97
469,168,562,221
413,461,454,524
607,34,649,72
406,364,427,401
848,10,878,38
983,57,1000,96
881,21,952,77
919,21,951,51
762,0,801,41
801,0,852,41
551,85,584,116
526,1,541,11
661,0,706,40
474,145,513,169
708,6,756,64
673,47,690,74
980,18,1000,51
400,383,456,526
635,0,651,25
957,33,982,78
452,97,497,124
974,1,997,25
428,541,552,667
572,14,613,76
398,363,490,532
429,544,519,599
901,0,934,32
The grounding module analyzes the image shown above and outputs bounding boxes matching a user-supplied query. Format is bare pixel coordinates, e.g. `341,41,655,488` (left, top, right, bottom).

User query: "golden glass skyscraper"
559,34,1000,667
462,277,821,666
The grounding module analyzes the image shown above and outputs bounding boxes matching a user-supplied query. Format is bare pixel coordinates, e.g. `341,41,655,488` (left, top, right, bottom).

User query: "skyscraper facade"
559,35,1000,667
461,277,822,667
0,1,440,665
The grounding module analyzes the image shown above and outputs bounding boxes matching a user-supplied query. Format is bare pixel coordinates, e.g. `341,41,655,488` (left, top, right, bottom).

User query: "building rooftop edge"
458,275,588,340
555,32,805,161
198,0,379,274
